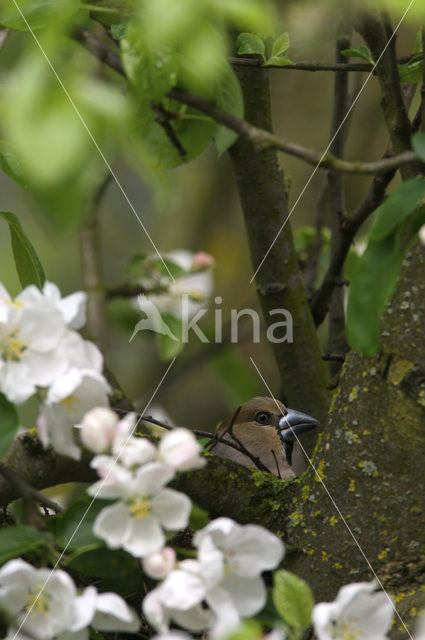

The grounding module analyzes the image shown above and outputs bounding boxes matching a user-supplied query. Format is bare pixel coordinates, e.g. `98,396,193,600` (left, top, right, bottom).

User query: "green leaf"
272,570,314,631
0,0,79,31
398,55,423,83
48,494,106,551
0,141,29,189
341,45,374,64
347,236,401,355
236,32,265,59
263,56,295,67
369,178,425,242
270,32,290,58
0,525,48,565
412,131,425,161
215,64,244,155
0,212,45,289
225,620,263,640
65,546,140,594
0,393,19,459
122,22,178,102
189,503,210,530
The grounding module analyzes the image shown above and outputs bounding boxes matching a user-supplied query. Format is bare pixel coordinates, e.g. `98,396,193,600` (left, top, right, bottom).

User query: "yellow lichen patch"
349,478,356,492
329,516,338,527
362,387,368,392
348,386,358,402
333,562,343,569
321,550,330,561
362,429,371,435
289,512,304,527
394,593,406,604
387,357,414,386
315,459,325,483
410,607,418,618
377,550,387,560
301,485,310,502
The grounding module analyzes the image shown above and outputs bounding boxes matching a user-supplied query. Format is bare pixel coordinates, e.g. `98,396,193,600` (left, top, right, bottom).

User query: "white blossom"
0,559,139,640
38,369,110,460
312,581,394,640
0,287,67,404
194,518,284,637
157,428,205,471
88,462,191,557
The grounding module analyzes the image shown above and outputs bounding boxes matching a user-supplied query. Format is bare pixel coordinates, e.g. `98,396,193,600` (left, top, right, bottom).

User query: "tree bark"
229,63,330,425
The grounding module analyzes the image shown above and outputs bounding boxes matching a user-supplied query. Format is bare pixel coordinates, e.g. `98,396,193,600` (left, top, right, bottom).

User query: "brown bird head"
209,396,318,479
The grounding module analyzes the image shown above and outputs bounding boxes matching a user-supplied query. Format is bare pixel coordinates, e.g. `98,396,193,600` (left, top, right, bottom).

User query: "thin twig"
151,102,187,161
0,463,63,512
228,55,416,72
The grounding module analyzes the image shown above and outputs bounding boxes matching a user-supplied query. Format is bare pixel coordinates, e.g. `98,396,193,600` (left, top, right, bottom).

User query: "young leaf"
65,547,140,594
412,131,425,161
347,236,401,355
236,32,265,59
341,45,374,65
0,393,19,459
0,141,29,189
0,212,45,289
270,32,290,58
263,56,295,67
215,64,244,155
368,178,425,242
398,55,423,83
0,525,48,566
273,570,314,631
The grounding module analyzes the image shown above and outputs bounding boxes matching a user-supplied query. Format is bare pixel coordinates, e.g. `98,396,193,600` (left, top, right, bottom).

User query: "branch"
106,283,168,299
0,433,96,506
311,166,396,326
228,54,416,72
78,174,111,348
0,462,63,513
169,89,418,175
326,17,351,372
0,28,10,50
355,9,415,178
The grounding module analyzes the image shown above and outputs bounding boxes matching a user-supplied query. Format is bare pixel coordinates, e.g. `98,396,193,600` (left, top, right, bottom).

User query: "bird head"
210,396,319,478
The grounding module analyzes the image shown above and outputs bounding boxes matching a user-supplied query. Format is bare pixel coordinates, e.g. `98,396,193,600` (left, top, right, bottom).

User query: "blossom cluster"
80,408,204,558
0,282,110,460
0,558,139,639
80,408,284,637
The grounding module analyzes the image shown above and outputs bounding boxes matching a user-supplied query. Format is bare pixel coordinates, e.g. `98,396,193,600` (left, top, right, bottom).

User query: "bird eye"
255,411,271,425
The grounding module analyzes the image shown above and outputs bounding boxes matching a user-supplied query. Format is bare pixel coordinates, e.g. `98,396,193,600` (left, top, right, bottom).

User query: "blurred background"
0,0,418,431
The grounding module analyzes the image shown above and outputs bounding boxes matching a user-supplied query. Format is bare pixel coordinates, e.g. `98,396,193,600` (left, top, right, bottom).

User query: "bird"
208,396,319,479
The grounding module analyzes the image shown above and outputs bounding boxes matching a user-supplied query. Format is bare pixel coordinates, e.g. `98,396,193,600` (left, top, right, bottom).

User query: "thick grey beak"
278,408,319,442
